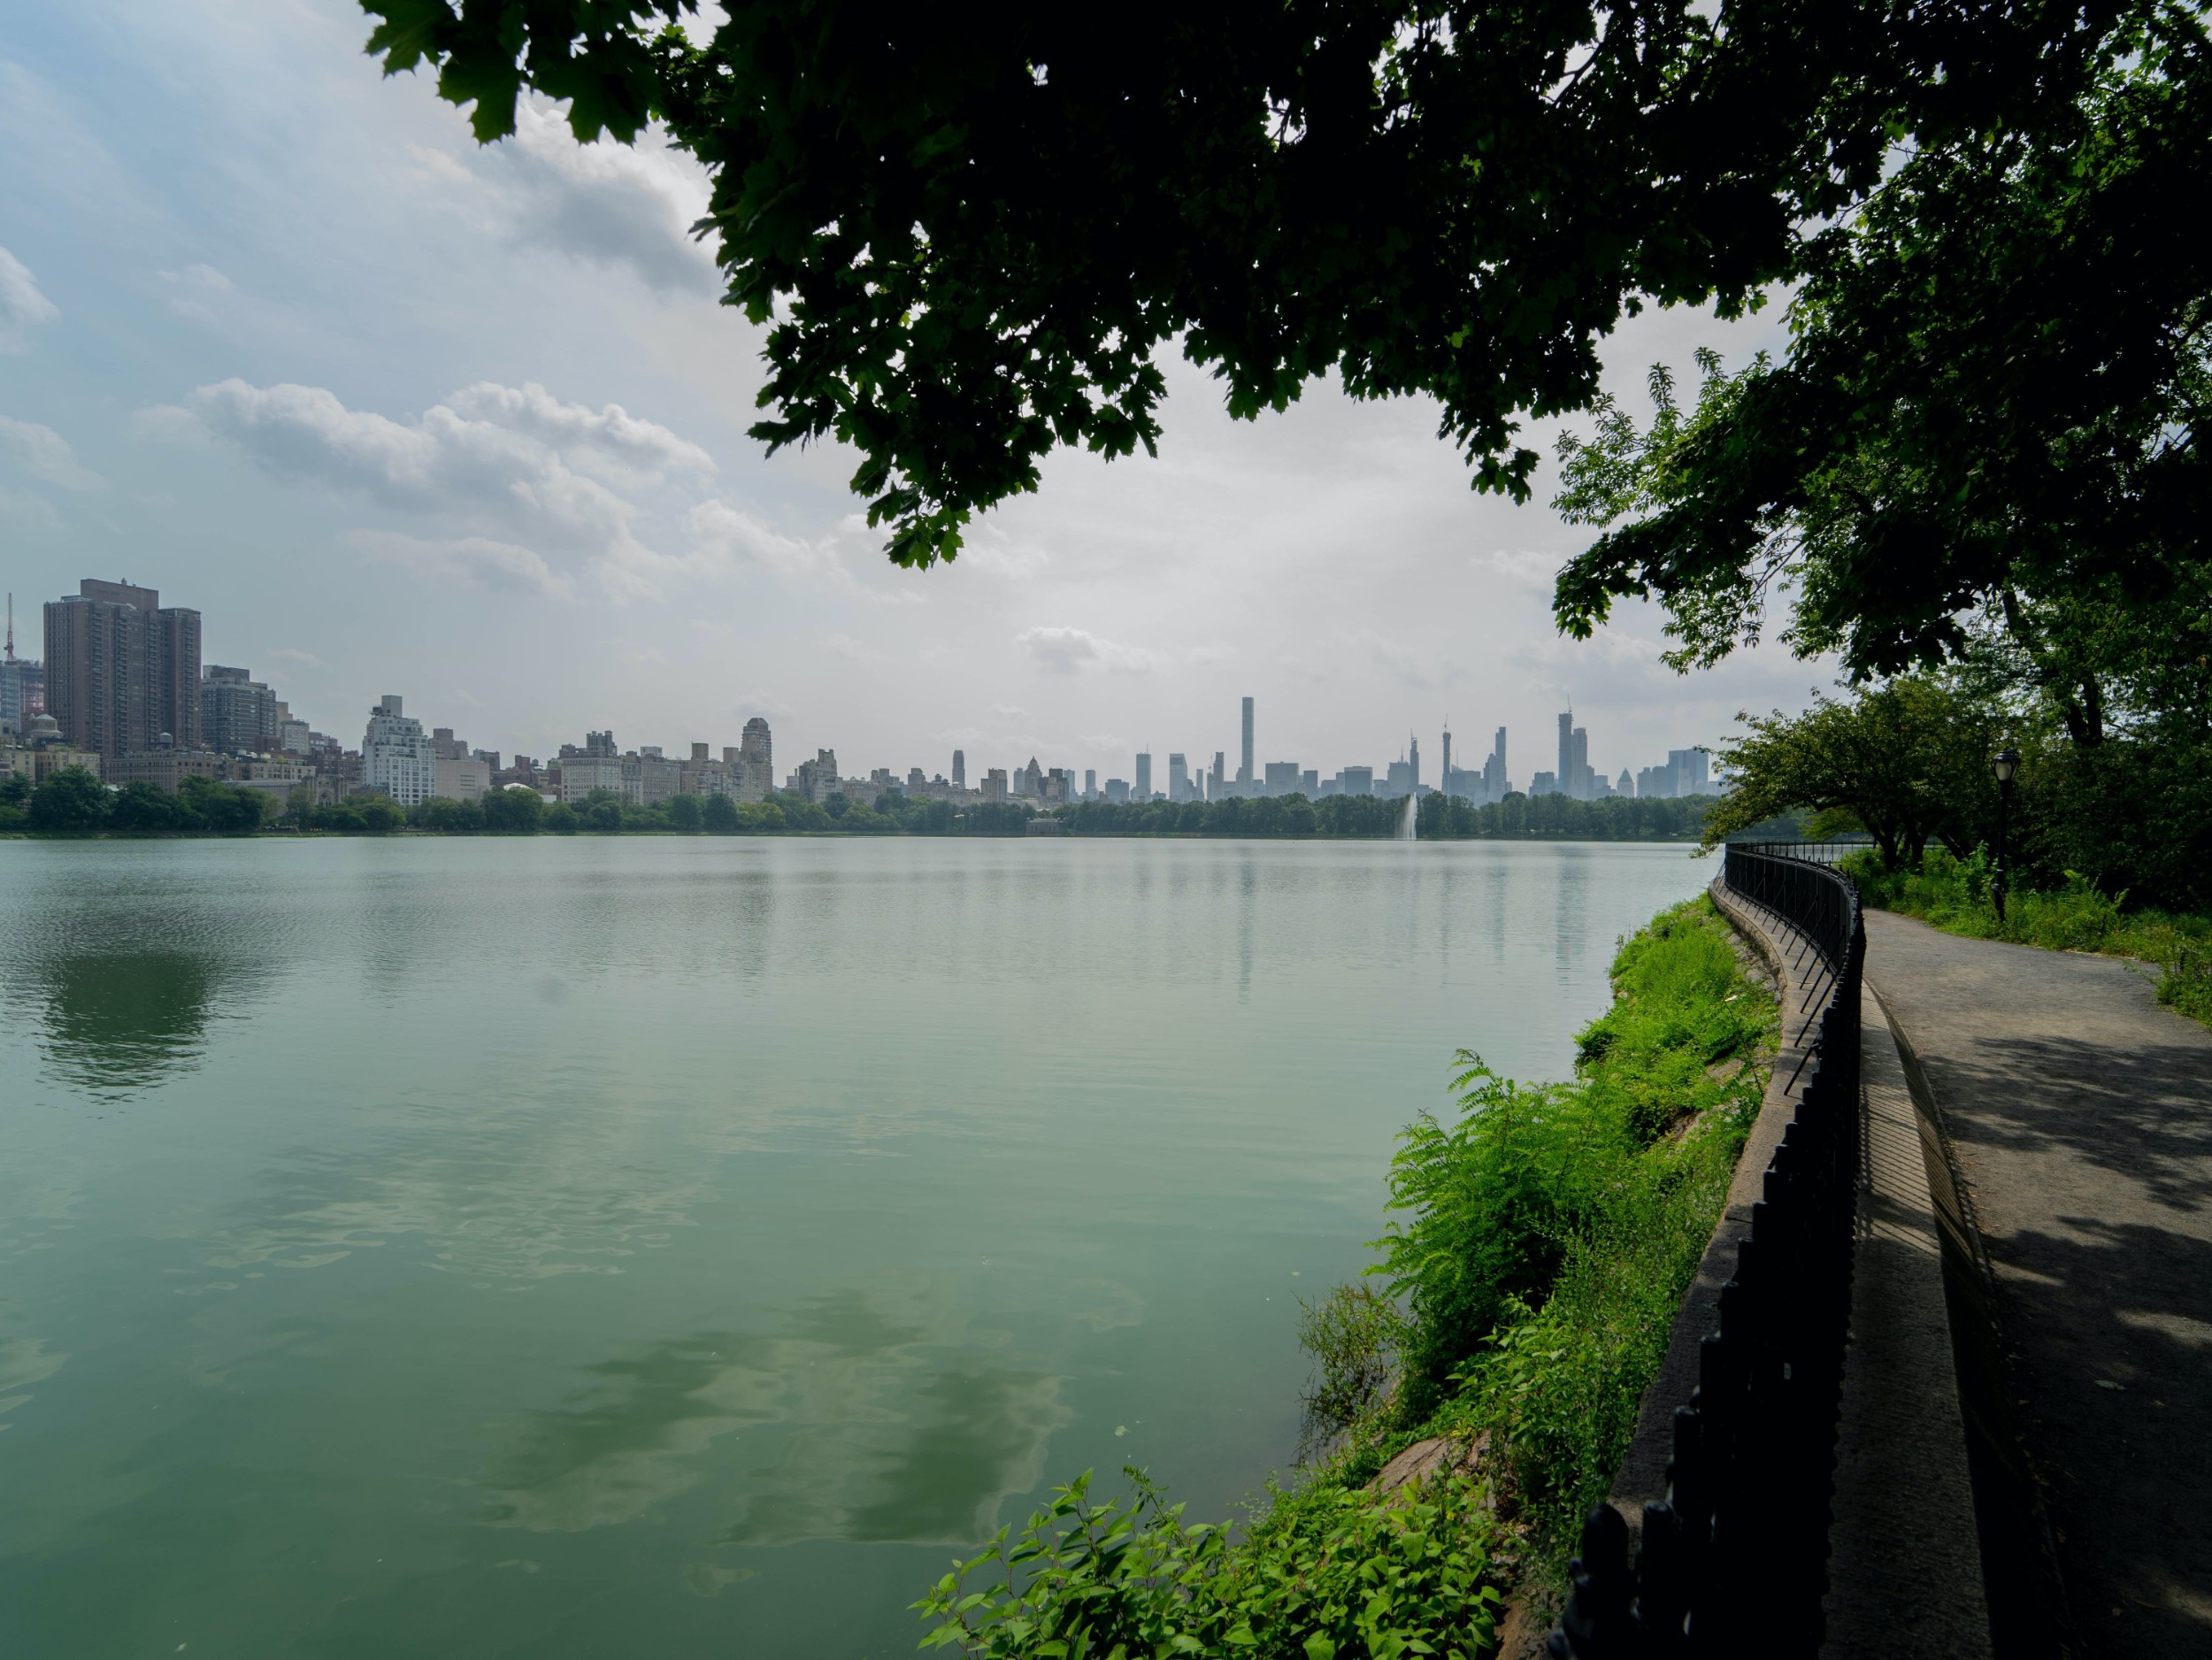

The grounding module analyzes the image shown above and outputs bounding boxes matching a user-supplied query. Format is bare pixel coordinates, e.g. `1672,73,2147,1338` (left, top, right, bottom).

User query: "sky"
0,0,1833,788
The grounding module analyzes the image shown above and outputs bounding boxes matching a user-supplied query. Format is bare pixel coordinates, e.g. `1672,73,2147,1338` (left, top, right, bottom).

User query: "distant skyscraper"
1239,697,1254,787
1168,752,1189,802
1210,751,1225,800
952,748,965,788
1135,751,1152,801
1263,760,1300,795
42,578,201,755
739,717,772,797
363,695,435,806
0,595,42,737
201,665,279,754
1441,725,1452,789
1571,726,1590,799
1084,768,1095,800
1409,734,1421,793
1557,711,1574,798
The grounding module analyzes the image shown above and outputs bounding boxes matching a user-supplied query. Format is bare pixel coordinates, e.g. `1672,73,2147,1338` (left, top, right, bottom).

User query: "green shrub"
1354,898,1770,1564
1297,1285,1408,1453
1842,848,2212,1027
916,1468,1501,1660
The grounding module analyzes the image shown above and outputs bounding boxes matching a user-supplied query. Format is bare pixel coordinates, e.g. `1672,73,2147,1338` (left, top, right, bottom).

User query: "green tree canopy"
1701,677,2001,868
360,0,2185,590
1553,16,2210,683
480,784,547,833
28,768,111,837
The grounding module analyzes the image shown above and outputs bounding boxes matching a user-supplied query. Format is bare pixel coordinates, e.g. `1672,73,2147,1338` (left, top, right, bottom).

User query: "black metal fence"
1548,843,1865,1658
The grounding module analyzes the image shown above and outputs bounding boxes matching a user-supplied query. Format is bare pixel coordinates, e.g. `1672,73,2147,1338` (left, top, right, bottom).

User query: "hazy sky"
0,0,1832,786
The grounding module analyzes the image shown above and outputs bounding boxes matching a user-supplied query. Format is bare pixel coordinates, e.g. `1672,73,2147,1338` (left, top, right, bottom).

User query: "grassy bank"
916,897,1778,1657
1841,849,2212,1028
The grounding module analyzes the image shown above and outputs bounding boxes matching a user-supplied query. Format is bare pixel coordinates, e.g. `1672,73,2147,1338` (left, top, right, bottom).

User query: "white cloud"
0,417,103,490
0,484,61,530
265,647,326,668
158,262,238,324
1351,629,1453,691
498,104,719,296
173,378,698,598
0,245,58,350
444,381,714,485
1015,626,1157,674
347,529,579,601
685,498,827,577
1486,548,1563,586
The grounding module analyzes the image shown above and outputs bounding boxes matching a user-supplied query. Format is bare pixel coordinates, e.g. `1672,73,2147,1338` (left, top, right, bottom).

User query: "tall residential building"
787,749,840,803
1238,697,1254,787
1671,748,1711,795
1084,768,1096,800
363,695,435,805
1555,710,1596,799
952,748,965,789
201,665,279,755
42,579,202,755
1210,751,1225,800
1409,734,1421,793
0,596,42,738
740,718,773,796
1263,760,1300,795
1168,752,1190,802
1485,726,1509,799
1134,751,1152,801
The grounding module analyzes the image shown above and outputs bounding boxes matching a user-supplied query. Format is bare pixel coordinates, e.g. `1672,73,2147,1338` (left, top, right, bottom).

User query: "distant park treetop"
361,0,2208,678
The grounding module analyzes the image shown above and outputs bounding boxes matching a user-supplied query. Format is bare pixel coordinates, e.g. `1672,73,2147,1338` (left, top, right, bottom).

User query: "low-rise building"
434,755,492,802
559,755,625,803
104,747,226,792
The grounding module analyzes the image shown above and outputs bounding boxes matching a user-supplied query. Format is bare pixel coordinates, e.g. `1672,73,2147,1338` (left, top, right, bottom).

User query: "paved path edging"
1818,994,1993,1656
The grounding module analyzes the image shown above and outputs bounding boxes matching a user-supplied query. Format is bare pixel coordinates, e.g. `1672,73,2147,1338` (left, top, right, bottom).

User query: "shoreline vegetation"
1840,848,2212,1029
0,768,1722,843
915,896,1778,1657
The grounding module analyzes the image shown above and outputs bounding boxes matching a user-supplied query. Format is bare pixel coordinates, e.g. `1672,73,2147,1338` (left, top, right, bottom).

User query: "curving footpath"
1863,910,2212,1659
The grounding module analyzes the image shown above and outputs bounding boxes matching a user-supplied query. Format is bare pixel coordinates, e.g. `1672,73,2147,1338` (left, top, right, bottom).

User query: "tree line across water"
2,771,1720,842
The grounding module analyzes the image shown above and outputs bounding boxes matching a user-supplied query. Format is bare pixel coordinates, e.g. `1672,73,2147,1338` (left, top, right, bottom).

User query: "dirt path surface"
1865,910,2212,1658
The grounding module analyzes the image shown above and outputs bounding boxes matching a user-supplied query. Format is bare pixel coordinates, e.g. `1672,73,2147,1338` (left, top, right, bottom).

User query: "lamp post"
1991,747,2019,922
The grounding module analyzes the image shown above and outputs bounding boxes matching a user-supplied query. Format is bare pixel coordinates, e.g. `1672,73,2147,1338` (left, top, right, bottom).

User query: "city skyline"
10,570,1730,810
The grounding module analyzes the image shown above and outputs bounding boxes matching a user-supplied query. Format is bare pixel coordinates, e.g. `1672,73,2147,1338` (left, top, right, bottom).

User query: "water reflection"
484,1290,1063,1545
28,950,250,1097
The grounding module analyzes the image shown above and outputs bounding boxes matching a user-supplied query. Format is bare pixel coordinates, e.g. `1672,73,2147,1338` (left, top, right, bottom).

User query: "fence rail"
1548,842,1864,1658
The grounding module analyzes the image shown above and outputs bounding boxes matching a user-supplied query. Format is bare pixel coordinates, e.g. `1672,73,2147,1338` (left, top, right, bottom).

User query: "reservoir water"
0,836,1713,1658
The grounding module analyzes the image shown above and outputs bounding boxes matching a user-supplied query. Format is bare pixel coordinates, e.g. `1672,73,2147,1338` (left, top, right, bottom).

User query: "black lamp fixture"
1991,747,2020,920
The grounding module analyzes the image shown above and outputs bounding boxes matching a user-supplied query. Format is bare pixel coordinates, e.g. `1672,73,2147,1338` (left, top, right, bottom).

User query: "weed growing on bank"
1840,849,2212,1028
914,897,1776,1654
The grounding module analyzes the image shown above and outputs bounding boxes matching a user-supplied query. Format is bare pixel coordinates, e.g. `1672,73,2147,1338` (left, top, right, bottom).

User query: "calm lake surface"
0,836,1714,1658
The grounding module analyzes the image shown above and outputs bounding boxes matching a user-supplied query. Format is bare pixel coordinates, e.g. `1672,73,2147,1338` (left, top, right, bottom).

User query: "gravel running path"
1865,910,2212,1659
